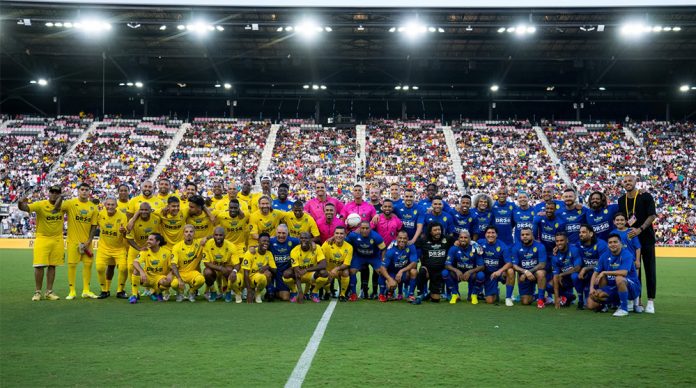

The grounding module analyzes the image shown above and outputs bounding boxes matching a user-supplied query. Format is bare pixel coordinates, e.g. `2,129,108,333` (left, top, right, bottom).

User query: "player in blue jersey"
444,230,485,305
585,191,618,241
379,230,418,302
416,183,456,217
268,224,301,301
533,185,563,215
512,192,536,244
586,233,642,317
533,201,566,301
510,227,547,308
491,187,515,245
345,221,387,301
576,224,609,310
610,213,642,264
471,193,493,241
558,188,587,245
452,195,475,237
394,188,422,243
271,183,294,212
551,232,582,309
417,196,455,240
388,183,403,209
478,226,515,306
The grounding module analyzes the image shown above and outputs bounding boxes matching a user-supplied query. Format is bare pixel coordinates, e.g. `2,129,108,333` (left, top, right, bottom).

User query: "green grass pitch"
1,250,695,387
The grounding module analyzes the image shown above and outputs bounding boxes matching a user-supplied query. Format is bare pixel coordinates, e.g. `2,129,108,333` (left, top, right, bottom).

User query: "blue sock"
398,282,404,296
408,278,417,296
537,288,544,301
619,291,628,311
378,276,387,295
505,285,513,299
349,274,357,294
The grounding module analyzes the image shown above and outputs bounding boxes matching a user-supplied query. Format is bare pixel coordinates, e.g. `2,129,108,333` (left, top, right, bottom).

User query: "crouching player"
242,233,276,304
268,225,300,301
478,226,515,306
321,226,353,302
586,233,641,317
285,232,329,303
576,224,608,310
510,227,547,308
129,233,173,303
444,230,484,305
170,225,206,302
202,227,242,303
379,230,417,302
551,232,582,309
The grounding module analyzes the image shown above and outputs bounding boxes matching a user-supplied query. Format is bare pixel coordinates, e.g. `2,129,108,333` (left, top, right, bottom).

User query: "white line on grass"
285,299,338,388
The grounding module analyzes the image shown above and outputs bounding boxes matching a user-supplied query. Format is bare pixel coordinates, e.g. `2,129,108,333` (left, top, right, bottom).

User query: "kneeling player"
129,233,173,303
321,226,353,302
285,232,328,303
586,233,641,317
478,227,514,306
170,225,206,302
380,230,416,302
202,227,242,302
242,233,276,303
576,224,609,309
551,232,582,309
444,230,484,304
510,227,547,308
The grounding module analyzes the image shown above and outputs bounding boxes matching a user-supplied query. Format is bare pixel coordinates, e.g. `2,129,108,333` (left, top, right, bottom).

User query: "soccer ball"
345,213,362,227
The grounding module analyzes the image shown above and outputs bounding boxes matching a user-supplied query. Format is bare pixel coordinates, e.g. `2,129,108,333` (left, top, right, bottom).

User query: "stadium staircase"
150,122,189,182
355,124,367,185
532,126,573,188
0,119,14,132
254,123,280,189
442,126,466,193
45,120,100,184
623,125,643,146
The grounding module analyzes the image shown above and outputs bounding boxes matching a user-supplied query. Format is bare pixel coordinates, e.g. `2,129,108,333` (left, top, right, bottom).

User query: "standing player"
272,183,294,211
340,185,377,223
586,191,618,241
215,199,249,261
558,188,587,245
380,230,418,302
156,178,174,203
249,195,286,243
478,226,515,306
304,180,344,223
125,203,161,297
129,233,172,303
268,225,300,301
416,183,456,216
369,198,403,298
345,221,387,301
533,201,566,301
444,230,485,304
236,180,254,214
18,185,64,301
512,192,536,244
117,184,130,215
242,233,276,303
157,196,188,246
251,176,276,213
61,182,99,300
471,194,493,241
285,232,328,303
533,185,563,215
202,227,241,302
316,202,345,243
322,226,353,301
452,195,475,238
413,222,455,304
178,182,199,210
213,181,239,212
510,227,547,308
170,225,206,302
209,181,225,209
550,232,582,309
126,180,164,218
388,182,403,208
94,197,128,299
576,224,609,310
186,195,215,239
284,200,321,241
368,186,383,214
394,188,422,244
491,187,515,245
415,196,455,241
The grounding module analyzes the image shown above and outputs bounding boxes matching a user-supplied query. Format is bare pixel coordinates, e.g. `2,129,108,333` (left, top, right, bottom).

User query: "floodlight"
223,83,232,89
37,78,48,86
30,80,37,84
216,26,224,31
389,27,396,32
159,25,167,30
402,85,409,90
55,22,63,27
134,82,143,88
64,22,73,28
394,86,401,90
45,22,54,27
497,27,505,33
119,82,125,86
324,27,332,32
312,84,319,90
303,85,310,89
177,25,185,30
598,86,606,91
412,86,419,90
126,82,134,86
673,26,681,31
320,85,327,90
490,84,499,92
214,83,221,88
679,84,690,92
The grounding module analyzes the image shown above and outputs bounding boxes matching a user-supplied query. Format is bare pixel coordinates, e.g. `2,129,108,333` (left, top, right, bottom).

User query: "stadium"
1,0,695,386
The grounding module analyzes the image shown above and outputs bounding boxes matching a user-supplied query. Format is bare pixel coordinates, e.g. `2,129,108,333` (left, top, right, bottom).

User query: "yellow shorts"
96,249,127,266
67,242,92,265
33,237,64,267
231,244,247,264
127,247,141,268
300,271,315,284
179,270,203,285
248,272,267,286
146,273,168,287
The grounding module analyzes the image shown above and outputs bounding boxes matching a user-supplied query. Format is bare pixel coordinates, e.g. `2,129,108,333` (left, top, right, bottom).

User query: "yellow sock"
67,264,77,294
192,274,205,292
106,278,112,292
96,263,107,292
283,277,296,293
340,276,350,297
131,274,141,296
82,261,93,293
117,265,128,292
313,277,328,293
255,275,268,291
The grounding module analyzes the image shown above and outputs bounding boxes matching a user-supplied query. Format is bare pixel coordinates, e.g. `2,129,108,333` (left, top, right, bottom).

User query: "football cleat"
65,292,77,300
208,292,217,302
407,295,416,303
32,291,42,301
116,291,128,299
338,296,347,302
396,294,403,301
505,298,514,307
369,292,378,300
189,293,197,303
255,294,263,303
378,294,387,303
612,309,629,317
97,291,109,299
634,304,644,313
176,294,184,303
471,294,479,305
224,292,232,303
321,293,331,301
149,294,158,302
311,294,321,303
44,291,60,301
645,301,655,314
537,299,546,309
349,293,358,302
82,291,99,299
577,302,585,310
449,294,459,304
128,295,138,304
290,295,297,303
162,292,170,302
156,293,164,302
559,296,568,307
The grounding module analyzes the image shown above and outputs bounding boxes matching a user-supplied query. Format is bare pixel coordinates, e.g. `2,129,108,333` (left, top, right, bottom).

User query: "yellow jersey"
117,199,130,216
171,239,203,273
126,214,161,247
186,212,213,239
236,192,253,215
202,239,238,267
96,210,128,253
241,250,276,275
250,192,277,213
290,245,326,269
127,194,165,215
321,241,353,269
135,247,172,275
210,195,226,209
158,192,175,203
61,198,98,244
156,207,189,245
284,212,320,239
213,195,236,213
249,210,286,239
28,200,64,238
214,211,250,246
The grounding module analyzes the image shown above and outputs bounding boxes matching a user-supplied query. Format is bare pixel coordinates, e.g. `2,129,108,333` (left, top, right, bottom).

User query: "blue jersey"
269,236,301,269
491,201,515,245
586,204,618,241
272,199,294,212
345,230,386,259
477,239,511,273
382,244,418,273
445,243,484,271
418,211,455,236
595,248,640,284
471,208,493,237
533,215,566,255
610,228,641,260
417,198,456,217
533,199,563,216
452,210,475,236
391,198,404,209
394,203,421,239
577,238,609,268
512,206,536,243
558,205,588,245
510,241,547,270
551,246,582,275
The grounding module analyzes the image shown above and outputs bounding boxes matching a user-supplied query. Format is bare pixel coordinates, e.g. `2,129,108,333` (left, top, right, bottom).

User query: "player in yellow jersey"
250,176,277,213
117,184,130,215
209,181,225,209
214,199,249,260
242,233,276,303
284,232,328,304
170,225,206,302
186,195,216,239
156,177,175,203
202,227,242,302
94,197,128,299
126,203,161,296
213,181,240,212
321,226,353,302
236,181,254,214
177,182,198,210
60,182,99,300
18,185,64,301
129,233,172,303
284,200,320,242
126,180,165,218
249,196,286,244
157,196,188,245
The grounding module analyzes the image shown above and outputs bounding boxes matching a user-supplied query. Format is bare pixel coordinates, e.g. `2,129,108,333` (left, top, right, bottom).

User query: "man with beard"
416,183,456,216
345,221,386,301
491,187,515,245
471,194,493,241
126,203,162,298
452,195,475,238
369,198,403,299
576,224,609,310
558,188,587,245
178,182,198,211
379,230,417,302
127,180,164,218
340,184,377,224
512,192,536,244
479,226,515,306
413,222,456,304
415,196,455,241
305,180,344,222
268,224,300,301
251,176,276,214
394,188,422,244
214,199,250,261
368,185,383,214
444,230,485,304
551,232,582,309
186,195,216,239
202,227,242,303
156,196,187,246
533,184,564,215
586,191,618,241
213,181,240,212
317,202,345,243
510,227,547,308
272,183,294,211
284,200,321,242
249,195,286,244
236,180,254,215
157,178,174,203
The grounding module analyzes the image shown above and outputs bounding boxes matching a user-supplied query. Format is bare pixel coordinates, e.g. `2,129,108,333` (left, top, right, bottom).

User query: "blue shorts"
271,263,292,292
600,278,641,303
350,257,383,270
483,274,506,297
555,275,575,297
518,278,537,296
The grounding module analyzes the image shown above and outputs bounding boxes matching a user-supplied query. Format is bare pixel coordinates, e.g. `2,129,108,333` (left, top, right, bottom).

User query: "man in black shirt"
413,222,455,304
617,175,657,314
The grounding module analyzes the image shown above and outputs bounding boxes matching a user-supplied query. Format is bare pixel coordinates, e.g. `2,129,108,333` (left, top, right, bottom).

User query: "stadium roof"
1,3,695,120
